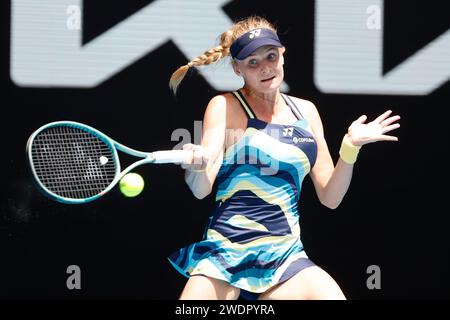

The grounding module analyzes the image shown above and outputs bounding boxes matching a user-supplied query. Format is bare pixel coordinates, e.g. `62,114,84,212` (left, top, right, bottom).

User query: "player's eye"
248,59,258,66
267,52,277,61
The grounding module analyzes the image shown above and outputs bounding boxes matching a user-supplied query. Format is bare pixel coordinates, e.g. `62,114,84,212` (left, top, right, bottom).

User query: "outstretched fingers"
354,115,368,124
382,123,401,134
374,110,394,123
381,114,401,127
377,134,399,142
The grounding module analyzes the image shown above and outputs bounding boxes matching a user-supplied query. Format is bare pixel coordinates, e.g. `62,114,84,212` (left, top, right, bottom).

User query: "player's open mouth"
261,76,275,82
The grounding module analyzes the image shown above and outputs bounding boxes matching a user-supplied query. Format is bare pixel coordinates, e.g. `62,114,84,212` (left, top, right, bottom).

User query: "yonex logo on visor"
248,29,261,39
230,28,283,60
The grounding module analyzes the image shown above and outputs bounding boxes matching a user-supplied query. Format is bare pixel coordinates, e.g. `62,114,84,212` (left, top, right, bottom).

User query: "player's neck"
242,87,282,114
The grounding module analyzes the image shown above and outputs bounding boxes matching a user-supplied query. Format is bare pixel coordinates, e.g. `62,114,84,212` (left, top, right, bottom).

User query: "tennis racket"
26,121,191,204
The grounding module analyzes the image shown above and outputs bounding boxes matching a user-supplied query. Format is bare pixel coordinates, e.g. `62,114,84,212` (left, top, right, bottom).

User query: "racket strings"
31,126,117,199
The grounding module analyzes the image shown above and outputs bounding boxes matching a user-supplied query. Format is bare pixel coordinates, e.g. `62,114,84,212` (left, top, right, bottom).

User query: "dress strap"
232,91,257,119
281,93,304,120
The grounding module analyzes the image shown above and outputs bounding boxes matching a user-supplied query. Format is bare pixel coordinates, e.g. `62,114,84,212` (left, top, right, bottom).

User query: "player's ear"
280,47,285,65
232,61,241,76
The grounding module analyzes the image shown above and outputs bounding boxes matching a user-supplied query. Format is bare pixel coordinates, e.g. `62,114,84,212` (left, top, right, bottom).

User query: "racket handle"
152,150,192,164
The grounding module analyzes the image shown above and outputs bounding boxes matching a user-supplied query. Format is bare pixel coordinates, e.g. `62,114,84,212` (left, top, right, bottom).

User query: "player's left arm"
299,100,346,209
301,99,400,209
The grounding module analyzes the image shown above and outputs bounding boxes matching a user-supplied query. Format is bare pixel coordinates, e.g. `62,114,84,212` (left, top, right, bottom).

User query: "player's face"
234,45,285,93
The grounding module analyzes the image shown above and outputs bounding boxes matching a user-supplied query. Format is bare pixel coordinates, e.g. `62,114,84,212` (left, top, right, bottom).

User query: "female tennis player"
167,16,400,300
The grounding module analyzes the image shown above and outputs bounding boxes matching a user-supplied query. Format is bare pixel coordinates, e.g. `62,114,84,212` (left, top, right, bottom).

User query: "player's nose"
260,65,270,76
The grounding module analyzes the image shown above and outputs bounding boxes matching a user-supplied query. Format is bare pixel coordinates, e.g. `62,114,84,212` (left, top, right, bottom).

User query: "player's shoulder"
203,93,239,123
205,92,248,129
204,94,226,114
207,93,235,108
210,92,241,105
206,92,243,115
283,94,319,118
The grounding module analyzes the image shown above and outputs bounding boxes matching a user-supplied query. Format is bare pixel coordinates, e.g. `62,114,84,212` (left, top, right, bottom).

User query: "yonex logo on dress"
283,128,294,137
249,29,261,39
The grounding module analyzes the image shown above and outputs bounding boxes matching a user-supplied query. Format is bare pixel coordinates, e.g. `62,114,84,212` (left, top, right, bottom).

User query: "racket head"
26,121,121,204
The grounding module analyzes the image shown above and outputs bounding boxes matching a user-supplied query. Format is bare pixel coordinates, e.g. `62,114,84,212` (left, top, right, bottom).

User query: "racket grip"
152,150,192,164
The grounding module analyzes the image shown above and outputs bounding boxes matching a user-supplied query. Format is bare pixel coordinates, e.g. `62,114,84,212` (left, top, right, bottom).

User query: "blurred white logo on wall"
315,0,450,95
10,0,448,95
10,0,289,91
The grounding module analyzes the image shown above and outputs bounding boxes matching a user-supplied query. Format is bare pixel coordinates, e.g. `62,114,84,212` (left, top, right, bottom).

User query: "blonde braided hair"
169,16,277,94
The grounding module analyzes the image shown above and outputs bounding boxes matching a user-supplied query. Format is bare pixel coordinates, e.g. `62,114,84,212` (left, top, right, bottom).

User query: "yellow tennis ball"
119,173,144,197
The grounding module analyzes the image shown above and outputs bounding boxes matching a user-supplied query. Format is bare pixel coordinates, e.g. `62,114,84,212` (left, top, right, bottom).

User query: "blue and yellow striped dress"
168,90,318,296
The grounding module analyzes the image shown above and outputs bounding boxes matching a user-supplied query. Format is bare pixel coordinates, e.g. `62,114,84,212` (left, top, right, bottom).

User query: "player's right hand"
180,143,209,172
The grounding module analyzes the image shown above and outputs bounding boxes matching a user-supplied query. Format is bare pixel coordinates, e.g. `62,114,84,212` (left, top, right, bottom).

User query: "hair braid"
168,16,276,94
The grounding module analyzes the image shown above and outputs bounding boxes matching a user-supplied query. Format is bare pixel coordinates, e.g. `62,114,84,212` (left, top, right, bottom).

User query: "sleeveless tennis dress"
168,91,318,298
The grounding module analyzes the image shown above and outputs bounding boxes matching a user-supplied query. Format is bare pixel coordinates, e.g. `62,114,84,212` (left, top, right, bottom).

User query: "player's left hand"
346,110,401,146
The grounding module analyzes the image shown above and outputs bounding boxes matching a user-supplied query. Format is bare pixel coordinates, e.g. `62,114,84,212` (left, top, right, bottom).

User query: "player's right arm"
181,95,227,199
